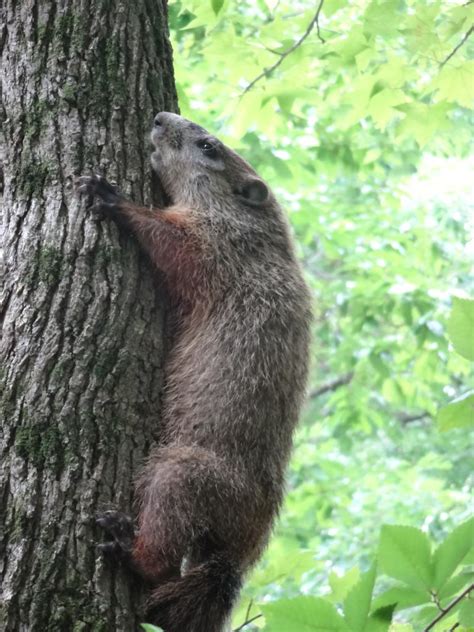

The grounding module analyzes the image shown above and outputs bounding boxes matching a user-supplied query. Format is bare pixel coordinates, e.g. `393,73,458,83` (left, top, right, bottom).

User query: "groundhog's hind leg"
132,445,241,580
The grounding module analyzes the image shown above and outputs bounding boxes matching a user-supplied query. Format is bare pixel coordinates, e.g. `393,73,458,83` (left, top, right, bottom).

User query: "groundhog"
77,112,312,632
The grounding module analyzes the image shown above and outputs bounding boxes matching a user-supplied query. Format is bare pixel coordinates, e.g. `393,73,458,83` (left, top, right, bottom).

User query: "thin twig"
262,45,285,57
243,0,325,95
243,600,253,625
440,25,474,68
233,599,262,631
424,583,474,631
431,589,446,613
309,371,354,399
314,0,325,43
233,613,263,631
272,0,282,15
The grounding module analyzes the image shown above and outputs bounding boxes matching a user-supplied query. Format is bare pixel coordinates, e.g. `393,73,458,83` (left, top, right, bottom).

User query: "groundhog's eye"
196,139,218,159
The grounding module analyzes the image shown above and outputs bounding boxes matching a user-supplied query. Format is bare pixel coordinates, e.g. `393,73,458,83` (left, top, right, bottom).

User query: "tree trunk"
0,1,178,629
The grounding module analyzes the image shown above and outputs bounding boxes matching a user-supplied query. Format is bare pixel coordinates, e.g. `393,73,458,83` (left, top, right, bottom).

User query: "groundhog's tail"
146,554,242,632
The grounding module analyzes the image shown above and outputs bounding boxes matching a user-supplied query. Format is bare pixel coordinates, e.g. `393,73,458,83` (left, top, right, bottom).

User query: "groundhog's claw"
96,510,135,559
76,174,123,208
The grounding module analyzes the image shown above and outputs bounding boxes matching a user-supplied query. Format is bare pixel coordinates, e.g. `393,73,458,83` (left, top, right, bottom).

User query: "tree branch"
396,411,431,424
243,0,325,95
233,613,263,631
310,377,431,427
424,583,474,631
233,600,263,631
309,371,354,399
440,24,474,68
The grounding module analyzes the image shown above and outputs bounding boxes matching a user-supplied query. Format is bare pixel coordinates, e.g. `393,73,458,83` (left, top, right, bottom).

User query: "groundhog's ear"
238,178,269,206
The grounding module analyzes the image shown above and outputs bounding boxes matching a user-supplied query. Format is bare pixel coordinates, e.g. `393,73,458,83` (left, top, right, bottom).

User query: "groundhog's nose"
154,112,185,130
154,111,178,127
154,113,165,127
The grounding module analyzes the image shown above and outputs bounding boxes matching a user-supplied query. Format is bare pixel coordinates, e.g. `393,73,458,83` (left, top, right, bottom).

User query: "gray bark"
0,1,178,630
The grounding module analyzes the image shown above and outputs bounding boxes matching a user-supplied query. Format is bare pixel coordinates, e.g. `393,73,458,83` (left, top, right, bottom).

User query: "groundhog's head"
150,112,273,213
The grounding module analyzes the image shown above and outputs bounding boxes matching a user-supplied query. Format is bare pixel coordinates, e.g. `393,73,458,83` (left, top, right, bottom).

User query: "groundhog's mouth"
150,151,173,206
161,187,173,206
150,132,175,205
150,127,164,149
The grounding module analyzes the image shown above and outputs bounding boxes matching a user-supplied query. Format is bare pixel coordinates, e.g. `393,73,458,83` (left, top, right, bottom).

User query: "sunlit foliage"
166,1,474,629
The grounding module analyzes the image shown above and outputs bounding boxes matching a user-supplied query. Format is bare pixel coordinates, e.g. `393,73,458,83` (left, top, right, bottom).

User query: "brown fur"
78,112,312,632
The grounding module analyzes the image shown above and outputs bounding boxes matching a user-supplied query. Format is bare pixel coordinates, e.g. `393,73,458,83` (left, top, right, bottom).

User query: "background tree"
0,1,177,629
165,0,473,630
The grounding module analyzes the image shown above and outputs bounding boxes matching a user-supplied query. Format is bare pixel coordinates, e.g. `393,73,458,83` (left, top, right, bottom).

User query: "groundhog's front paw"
76,174,123,214
96,510,136,560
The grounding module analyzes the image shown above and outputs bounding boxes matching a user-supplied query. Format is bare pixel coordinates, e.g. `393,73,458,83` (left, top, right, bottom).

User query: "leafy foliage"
438,297,474,431
447,297,474,362
239,520,474,630
167,0,473,629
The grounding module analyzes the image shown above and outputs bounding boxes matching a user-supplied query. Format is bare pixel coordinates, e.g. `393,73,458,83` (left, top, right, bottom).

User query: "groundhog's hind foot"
96,510,135,561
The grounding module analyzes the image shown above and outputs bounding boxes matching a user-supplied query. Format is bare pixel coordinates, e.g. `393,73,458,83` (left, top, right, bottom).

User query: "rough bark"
0,1,178,630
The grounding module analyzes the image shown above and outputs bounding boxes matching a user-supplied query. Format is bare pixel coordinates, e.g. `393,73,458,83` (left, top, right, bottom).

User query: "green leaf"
372,586,430,611
433,518,474,591
211,0,225,15
250,538,315,588
438,393,474,431
378,525,432,591
363,148,382,164
338,75,376,128
365,605,396,632
439,571,474,600
459,596,474,626
355,48,375,72
261,596,349,631
334,31,368,62
368,89,408,130
323,0,346,18
447,297,474,361
443,5,472,40
363,0,401,38
141,625,163,632
396,102,451,147
376,56,416,87
329,567,360,603
431,61,474,109
343,563,376,631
